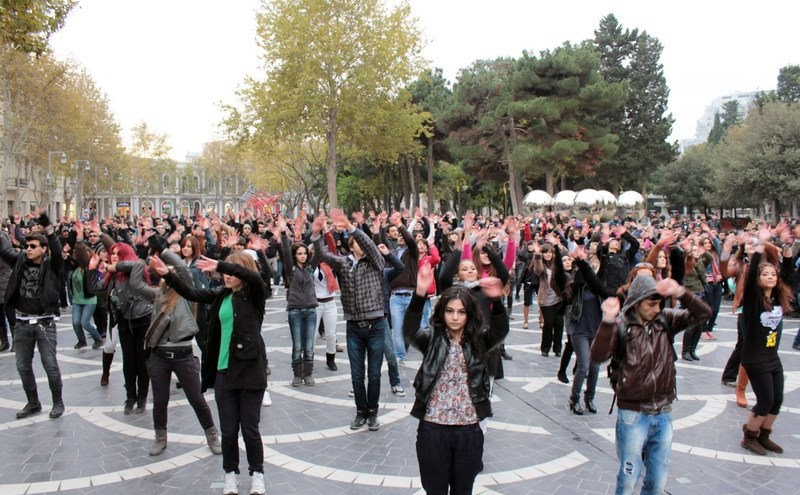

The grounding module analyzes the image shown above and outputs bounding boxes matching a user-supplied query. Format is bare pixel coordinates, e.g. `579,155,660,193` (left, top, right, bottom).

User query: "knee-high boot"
101,352,114,387
735,365,748,408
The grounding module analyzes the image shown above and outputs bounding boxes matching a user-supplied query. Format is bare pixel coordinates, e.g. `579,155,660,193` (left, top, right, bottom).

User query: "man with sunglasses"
591,275,710,495
0,211,66,420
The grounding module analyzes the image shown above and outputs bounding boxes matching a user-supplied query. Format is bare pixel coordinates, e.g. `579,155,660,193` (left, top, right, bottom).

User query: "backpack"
603,253,629,293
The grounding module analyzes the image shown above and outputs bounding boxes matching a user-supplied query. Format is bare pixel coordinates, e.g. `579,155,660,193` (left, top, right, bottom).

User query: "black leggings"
745,367,784,416
541,303,564,354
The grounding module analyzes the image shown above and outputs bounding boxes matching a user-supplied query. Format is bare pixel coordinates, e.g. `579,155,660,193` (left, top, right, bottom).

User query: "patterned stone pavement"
0,291,798,494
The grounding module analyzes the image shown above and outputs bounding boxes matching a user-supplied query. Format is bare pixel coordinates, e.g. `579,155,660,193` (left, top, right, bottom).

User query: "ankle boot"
303,361,315,386
326,353,337,371
291,362,303,387
681,350,695,361
204,426,222,455
0,333,9,352
758,427,783,453
49,388,65,419
584,398,597,414
569,399,584,415
741,425,767,455
16,389,42,419
100,352,113,387
149,429,167,456
735,366,748,408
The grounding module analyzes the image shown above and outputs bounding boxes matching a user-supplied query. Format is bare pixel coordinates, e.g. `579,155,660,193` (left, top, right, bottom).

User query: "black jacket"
0,230,63,314
164,261,268,392
403,293,509,421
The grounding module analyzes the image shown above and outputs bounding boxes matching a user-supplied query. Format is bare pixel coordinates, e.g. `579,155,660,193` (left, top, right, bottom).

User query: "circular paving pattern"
0,297,797,494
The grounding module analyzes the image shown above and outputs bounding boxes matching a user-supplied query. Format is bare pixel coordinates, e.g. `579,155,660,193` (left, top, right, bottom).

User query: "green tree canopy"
0,0,75,55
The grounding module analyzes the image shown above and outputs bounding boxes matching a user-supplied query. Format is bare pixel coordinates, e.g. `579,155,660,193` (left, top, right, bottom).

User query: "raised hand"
601,297,620,320
479,276,503,299
88,254,100,270
415,262,434,297
377,243,389,256
570,245,587,260
195,255,219,273
655,278,685,298
149,255,168,276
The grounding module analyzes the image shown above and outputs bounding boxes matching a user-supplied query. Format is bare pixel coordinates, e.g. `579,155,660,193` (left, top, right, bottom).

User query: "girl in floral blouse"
403,263,509,494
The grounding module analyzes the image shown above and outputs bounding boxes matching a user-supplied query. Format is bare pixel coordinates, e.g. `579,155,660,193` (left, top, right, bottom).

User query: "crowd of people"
0,205,796,495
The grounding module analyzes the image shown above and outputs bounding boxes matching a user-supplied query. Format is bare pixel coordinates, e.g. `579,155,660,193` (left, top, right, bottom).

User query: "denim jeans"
214,373,265,475
421,298,432,329
72,303,102,344
15,320,62,393
382,322,401,388
615,409,673,495
389,293,412,361
288,308,316,364
704,283,723,332
346,318,386,412
569,332,599,403
274,258,283,285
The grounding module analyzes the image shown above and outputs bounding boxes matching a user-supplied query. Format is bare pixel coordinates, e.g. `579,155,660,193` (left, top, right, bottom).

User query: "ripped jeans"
615,409,673,495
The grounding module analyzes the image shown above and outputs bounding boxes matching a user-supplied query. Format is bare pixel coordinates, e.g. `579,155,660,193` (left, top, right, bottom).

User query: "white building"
680,90,766,153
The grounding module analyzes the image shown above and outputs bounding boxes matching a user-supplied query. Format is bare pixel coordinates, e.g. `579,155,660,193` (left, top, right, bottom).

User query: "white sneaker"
347,389,354,397
250,471,266,495
391,386,406,397
222,472,238,494
262,391,272,407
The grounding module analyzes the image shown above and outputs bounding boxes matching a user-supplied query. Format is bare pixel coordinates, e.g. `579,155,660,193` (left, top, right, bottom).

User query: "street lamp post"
46,151,66,216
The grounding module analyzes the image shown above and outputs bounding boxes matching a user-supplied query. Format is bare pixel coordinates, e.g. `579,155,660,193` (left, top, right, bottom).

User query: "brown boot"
758,428,783,453
741,425,767,455
735,366,748,408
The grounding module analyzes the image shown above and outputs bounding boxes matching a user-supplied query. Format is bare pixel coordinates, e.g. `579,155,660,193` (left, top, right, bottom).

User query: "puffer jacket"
403,293,509,421
590,291,710,413
127,250,198,346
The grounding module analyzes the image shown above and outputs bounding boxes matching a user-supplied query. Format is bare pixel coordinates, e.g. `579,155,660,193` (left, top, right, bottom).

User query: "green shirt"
217,294,234,371
71,269,97,305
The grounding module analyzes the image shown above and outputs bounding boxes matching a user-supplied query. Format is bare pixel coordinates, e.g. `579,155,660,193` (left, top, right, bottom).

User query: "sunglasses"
25,244,41,249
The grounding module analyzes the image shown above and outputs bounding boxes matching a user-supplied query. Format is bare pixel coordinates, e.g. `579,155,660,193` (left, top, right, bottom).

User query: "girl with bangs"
154,251,268,495
532,236,567,357
404,263,509,495
180,234,211,356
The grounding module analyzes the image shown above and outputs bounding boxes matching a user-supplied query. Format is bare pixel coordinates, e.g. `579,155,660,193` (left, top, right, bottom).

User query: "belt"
317,296,335,303
353,317,380,328
153,347,193,359
17,314,54,325
392,291,413,296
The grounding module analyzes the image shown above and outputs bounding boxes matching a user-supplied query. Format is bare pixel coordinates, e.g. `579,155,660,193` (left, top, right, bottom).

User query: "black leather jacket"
0,230,63,314
403,293,509,421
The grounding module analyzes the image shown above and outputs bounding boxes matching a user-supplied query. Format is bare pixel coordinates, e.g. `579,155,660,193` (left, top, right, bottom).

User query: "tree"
0,0,76,55
593,14,678,193
510,43,626,195
708,100,742,145
777,65,800,103
653,144,714,211
235,0,426,209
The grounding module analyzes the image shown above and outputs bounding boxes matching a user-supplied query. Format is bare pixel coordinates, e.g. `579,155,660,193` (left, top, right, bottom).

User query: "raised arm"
128,260,160,302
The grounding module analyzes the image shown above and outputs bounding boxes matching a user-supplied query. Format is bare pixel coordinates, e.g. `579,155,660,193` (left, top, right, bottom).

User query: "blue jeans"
389,293,412,361
346,318,386,412
382,323,401,388
288,308,316,364
72,303,102,343
615,409,673,495
704,283,723,332
421,298,432,329
15,320,62,393
569,332,599,403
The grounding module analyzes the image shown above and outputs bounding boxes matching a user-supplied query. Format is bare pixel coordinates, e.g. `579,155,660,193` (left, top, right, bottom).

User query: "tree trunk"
406,156,417,211
427,139,434,213
504,119,521,216
325,109,338,209
544,171,554,196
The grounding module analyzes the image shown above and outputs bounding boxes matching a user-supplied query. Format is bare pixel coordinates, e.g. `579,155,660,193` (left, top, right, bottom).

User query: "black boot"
326,353,337,371
681,350,695,361
0,331,9,352
569,399,584,415
303,361,315,386
100,352,113,387
500,345,513,361
291,362,303,387
584,397,597,414
49,388,65,419
16,389,42,419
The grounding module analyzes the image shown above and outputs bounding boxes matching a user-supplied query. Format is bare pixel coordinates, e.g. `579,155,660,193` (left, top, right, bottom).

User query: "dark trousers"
682,291,707,352
147,350,214,431
722,314,745,382
214,373,265,475
745,367,784,416
541,303,564,354
346,318,386,413
558,333,574,374
118,317,150,402
93,305,108,338
416,421,484,495
15,320,62,393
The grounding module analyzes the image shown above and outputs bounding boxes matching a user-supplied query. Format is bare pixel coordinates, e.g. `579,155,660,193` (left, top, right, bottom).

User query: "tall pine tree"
593,14,677,194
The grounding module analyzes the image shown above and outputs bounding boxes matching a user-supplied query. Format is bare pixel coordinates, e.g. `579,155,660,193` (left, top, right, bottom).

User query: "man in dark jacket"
590,275,710,495
0,211,65,419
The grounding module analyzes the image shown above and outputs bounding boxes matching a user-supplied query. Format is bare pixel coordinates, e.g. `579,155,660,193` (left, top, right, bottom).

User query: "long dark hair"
429,286,487,358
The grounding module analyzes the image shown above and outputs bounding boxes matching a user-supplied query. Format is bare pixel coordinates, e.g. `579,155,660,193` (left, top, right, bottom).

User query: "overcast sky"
50,0,800,161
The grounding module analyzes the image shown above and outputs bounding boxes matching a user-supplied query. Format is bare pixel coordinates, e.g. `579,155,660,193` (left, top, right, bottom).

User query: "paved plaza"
0,293,798,495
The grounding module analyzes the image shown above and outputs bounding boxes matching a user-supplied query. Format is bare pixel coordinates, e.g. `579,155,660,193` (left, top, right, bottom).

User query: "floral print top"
423,341,479,425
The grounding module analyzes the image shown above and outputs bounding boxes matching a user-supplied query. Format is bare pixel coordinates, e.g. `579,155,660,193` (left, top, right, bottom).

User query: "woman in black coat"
153,251,268,495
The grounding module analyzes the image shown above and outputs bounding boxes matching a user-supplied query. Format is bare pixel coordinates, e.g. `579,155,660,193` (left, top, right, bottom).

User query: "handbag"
144,310,171,349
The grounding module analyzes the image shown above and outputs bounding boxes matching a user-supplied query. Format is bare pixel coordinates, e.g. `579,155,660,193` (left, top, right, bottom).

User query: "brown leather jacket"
590,292,711,413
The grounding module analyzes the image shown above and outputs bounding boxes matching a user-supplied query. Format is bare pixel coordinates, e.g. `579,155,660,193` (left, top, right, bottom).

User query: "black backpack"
603,253,629,293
